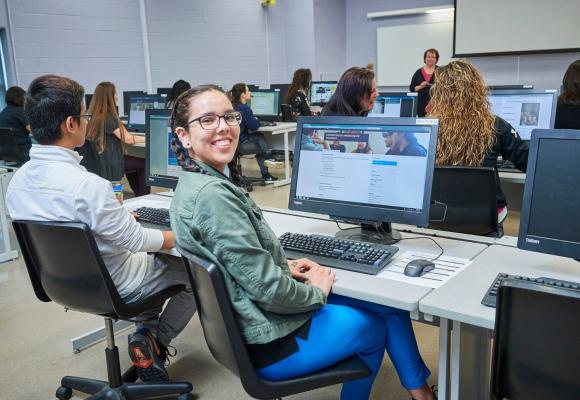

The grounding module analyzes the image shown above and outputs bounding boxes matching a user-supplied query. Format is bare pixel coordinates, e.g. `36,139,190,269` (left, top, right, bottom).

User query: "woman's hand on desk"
288,258,320,281
307,267,335,298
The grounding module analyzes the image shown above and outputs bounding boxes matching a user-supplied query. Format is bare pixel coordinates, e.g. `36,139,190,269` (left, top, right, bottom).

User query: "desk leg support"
273,130,291,187
438,318,451,400
450,321,491,400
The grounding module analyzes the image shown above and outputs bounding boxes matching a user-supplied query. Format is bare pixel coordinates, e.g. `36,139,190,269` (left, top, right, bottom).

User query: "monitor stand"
335,221,401,245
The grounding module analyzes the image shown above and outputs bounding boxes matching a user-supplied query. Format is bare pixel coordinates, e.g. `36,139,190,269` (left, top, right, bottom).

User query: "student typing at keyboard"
5,75,196,384
168,84,436,400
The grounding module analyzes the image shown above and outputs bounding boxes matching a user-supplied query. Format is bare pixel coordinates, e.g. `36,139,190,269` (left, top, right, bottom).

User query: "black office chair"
76,139,105,177
280,104,294,122
178,246,371,400
0,127,29,165
233,149,266,192
491,279,580,400
12,220,193,400
428,166,503,237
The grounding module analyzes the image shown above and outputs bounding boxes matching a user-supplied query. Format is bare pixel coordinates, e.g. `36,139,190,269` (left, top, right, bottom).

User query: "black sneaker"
262,173,278,183
128,329,169,382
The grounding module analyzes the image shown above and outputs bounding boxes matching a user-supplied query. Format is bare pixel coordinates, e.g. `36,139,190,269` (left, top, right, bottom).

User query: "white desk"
419,245,580,400
256,122,297,187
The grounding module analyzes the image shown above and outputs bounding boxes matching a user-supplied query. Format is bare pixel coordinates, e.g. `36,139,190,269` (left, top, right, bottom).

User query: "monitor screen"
518,129,580,259
145,109,180,189
85,94,93,109
369,93,418,118
247,89,280,118
310,81,338,105
289,116,438,227
488,90,557,141
122,90,146,117
128,95,166,129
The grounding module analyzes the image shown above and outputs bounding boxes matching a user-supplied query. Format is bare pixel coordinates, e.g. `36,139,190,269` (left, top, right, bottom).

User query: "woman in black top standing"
555,59,580,129
409,48,439,117
0,86,32,158
285,68,313,118
86,82,149,196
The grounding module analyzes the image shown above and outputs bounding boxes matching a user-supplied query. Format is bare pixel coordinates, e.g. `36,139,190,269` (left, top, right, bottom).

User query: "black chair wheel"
246,184,254,192
55,386,72,400
177,394,195,400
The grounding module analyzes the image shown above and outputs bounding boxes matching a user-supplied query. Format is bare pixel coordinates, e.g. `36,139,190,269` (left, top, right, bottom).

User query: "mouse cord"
395,236,445,262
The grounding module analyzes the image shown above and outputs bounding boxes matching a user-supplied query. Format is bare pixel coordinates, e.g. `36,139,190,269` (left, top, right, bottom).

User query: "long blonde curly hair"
428,61,496,166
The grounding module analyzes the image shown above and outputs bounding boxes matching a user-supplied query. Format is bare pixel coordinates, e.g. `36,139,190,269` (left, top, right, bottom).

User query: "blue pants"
258,294,430,400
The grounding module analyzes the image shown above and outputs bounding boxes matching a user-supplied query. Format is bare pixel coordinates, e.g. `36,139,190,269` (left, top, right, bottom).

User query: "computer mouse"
403,259,435,277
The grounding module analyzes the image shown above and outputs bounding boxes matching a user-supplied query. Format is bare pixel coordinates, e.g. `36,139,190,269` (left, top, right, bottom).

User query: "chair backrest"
76,139,105,177
491,279,580,399
428,166,500,236
280,104,294,122
0,127,28,164
12,220,125,317
179,248,270,392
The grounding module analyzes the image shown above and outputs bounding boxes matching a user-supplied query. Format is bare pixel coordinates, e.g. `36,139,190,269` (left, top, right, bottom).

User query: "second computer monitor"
270,84,290,104
247,89,280,121
518,129,580,260
369,92,418,118
310,81,338,105
156,87,172,97
123,90,146,117
289,116,438,231
145,109,180,189
128,95,166,131
488,90,557,141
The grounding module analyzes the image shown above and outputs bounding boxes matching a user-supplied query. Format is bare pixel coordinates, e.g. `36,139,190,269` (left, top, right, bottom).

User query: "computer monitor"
518,129,580,259
122,90,146,117
270,84,290,104
127,95,166,131
289,116,439,242
369,92,418,118
85,94,93,109
488,90,557,141
145,109,180,189
247,89,280,121
156,87,172,97
310,81,338,105
247,84,260,91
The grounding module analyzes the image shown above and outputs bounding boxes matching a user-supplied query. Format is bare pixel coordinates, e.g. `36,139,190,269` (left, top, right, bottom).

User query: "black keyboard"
482,273,580,308
259,121,277,127
278,232,398,275
134,207,170,227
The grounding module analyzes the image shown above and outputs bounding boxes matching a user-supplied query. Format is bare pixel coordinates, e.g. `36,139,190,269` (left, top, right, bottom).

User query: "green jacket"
170,162,325,345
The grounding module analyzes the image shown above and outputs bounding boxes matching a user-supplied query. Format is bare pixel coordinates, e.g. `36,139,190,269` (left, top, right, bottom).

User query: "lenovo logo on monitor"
525,238,540,245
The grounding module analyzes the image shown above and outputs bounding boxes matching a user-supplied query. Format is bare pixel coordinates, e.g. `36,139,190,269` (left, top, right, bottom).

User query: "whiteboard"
377,21,454,87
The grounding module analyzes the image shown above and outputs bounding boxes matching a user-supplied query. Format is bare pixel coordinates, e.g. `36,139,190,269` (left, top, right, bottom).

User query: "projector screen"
454,0,580,57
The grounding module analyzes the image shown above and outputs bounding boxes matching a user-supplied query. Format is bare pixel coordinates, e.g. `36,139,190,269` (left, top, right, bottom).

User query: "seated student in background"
384,132,427,157
0,86,32,158
285,68,314,117
321,67,378,117
86,82,150,196
301,129,329,151
230,83,277,182
428,61,529,221
165,79,191,109
555,59,580,129
169,85,436,400
352,141,372,154
5,75,195,383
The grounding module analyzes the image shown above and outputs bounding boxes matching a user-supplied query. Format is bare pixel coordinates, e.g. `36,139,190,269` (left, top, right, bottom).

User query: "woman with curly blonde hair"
428,60,529,219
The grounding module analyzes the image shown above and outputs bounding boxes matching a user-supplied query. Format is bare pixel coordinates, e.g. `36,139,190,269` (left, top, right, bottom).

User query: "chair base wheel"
177,394,196,400
55,386,72,400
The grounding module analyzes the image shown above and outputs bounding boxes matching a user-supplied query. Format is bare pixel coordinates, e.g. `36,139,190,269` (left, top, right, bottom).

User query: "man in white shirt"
6,75,195,383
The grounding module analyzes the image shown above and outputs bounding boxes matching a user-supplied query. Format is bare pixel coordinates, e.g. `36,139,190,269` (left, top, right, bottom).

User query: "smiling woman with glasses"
167,85,436,400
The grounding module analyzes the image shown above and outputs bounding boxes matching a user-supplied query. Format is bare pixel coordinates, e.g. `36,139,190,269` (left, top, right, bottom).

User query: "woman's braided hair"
169,84,243,186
